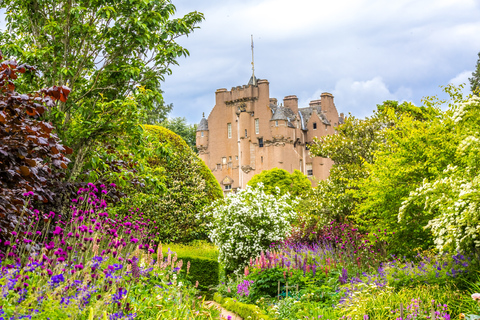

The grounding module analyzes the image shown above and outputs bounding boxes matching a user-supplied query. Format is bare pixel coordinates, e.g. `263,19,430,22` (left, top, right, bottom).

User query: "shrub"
113,125,223,243
161,242,220,291
214,293,272,320
0,56,72,253
203,184,297,274
181,255,219,291
247,168,311,198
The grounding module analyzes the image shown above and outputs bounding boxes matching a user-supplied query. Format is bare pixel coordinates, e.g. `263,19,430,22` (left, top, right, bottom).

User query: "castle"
196,76,344,193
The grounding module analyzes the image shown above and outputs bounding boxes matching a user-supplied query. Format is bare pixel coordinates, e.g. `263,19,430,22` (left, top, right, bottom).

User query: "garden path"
205,301,242,320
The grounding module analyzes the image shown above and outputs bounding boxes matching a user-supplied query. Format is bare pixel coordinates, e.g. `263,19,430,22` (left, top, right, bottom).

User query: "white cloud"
448,70,472,87
331,77,413,117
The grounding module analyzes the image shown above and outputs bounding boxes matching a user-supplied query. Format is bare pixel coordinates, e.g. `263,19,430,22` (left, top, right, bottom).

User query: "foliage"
113,125,222,244
203,184,297,274
247,168,312,198
470,52,480,96
339,284,455,319
141,101,173,126
400,94,480,254
0,56,73,250
307,101,439,228
160,117,198,152
0,0,204,178
0,183,219,319
353,101,451,255
213,293,271,320
307,113,384,223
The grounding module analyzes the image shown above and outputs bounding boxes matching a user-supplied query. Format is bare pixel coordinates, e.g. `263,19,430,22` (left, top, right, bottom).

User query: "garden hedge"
179,255,219,291
213,293,271,320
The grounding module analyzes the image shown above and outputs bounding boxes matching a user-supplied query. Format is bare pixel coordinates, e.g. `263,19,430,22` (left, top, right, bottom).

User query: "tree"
470,52,480,96
400,92,480,255
0,0,204,179
141,101,173,126
247,168,312,198
0,55,72,251
159,117,197,152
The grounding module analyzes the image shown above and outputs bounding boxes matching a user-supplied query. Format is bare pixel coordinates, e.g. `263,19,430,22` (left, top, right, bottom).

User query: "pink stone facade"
196,78,344,193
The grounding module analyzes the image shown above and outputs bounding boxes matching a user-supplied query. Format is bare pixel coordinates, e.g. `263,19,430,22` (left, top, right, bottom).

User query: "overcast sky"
161,0,480,124
1,1,479,124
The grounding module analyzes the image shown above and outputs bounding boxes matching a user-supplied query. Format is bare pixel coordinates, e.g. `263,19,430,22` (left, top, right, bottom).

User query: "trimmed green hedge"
213,293,272,320
179,255,219,291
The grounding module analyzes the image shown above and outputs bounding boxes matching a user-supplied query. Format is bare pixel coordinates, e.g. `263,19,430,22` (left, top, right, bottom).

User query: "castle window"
222,157,227,165
261,156,263,163
236,155,238,160
275,120,278,127
313,122,317,130
255,118,259,134
306,163,313,177
229,156,232,161
225,184,232,191
227,123,232,138
201,131,204,137
245,129,247,138
216,163,221,170
228,162,232,168
258,137,264,148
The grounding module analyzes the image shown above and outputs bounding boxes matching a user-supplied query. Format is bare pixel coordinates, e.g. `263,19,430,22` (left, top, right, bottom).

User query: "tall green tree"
0,0,204,179
159,117,197,152
470,52,480,96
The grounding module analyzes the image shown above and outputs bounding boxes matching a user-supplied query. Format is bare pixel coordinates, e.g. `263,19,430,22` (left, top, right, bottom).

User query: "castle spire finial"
202,112,205,118
250,34,257,86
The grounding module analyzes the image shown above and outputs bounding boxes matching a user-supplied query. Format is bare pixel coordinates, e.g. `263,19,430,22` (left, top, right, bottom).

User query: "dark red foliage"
0,53,72,249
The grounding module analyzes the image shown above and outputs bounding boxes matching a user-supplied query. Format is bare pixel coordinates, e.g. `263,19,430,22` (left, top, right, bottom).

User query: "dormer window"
313,122,317,130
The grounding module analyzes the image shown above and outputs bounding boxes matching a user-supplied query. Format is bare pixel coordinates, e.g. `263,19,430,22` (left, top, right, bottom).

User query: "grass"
162,240,219,260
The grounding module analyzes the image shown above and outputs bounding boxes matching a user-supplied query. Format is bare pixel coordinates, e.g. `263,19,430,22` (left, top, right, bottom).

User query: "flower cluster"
202,184,297,273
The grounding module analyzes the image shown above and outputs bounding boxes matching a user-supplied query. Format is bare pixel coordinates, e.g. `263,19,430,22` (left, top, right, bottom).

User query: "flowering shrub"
203,184,296,273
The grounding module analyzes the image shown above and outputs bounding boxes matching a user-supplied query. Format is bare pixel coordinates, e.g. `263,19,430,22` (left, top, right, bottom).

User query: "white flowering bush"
202,184,297,273
399,95,480,255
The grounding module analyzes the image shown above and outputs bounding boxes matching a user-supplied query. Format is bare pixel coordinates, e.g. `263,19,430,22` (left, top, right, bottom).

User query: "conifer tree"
469,52,480,96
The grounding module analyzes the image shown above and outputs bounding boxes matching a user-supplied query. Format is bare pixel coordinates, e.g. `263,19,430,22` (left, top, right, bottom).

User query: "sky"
161,0,480,124
1,1,479,124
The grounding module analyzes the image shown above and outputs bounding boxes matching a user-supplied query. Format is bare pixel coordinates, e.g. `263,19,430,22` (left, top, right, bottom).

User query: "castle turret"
196,114,209,153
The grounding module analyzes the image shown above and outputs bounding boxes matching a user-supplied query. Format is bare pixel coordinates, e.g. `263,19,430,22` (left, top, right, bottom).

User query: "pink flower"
472,293,480,301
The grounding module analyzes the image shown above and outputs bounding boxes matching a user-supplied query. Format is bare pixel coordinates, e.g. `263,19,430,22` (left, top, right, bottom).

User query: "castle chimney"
309,99,321,108
283,95,298,113
320,93,334,113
